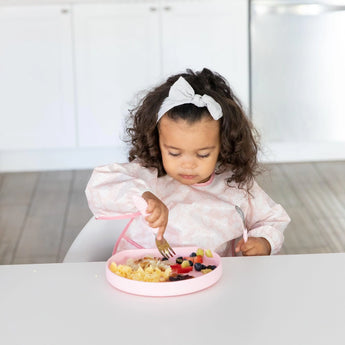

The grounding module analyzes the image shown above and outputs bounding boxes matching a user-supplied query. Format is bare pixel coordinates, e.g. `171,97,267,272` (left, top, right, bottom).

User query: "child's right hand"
142,191,168,240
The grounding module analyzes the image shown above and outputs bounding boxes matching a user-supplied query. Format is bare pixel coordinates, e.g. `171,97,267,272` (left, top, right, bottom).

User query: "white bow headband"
157,76,223,122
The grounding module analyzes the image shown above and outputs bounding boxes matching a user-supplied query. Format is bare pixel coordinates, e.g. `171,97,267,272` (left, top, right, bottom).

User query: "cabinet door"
161,0,249,109
74,3,161,148
0,6,75,150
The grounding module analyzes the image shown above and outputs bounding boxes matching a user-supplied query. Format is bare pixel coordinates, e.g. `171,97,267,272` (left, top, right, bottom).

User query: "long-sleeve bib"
85,162,290,256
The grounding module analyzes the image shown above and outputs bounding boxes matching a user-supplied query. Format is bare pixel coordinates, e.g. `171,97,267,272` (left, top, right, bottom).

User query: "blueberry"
194,263,202,271
188,260,194,266
161,257,168,261
201,264,207,270
176,257,183,264
190,252,197,257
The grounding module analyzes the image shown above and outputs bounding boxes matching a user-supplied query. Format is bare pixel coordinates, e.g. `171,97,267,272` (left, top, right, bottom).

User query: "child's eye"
168,152,180,157
197,153,210,158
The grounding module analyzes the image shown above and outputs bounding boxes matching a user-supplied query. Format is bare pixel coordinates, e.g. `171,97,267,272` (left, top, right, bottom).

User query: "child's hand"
235,237,271,256
142,191,169,240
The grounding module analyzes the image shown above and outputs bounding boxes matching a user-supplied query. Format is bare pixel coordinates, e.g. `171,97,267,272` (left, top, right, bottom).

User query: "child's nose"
181,157,197,169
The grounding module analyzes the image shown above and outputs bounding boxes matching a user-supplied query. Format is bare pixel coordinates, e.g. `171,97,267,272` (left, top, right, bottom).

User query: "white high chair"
63,217,129,262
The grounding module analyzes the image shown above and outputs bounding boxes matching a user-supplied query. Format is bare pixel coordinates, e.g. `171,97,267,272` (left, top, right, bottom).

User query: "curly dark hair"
126,68,261,190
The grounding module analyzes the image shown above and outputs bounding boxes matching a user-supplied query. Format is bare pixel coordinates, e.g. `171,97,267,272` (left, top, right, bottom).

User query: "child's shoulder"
95,160,158,176
215,169,261,195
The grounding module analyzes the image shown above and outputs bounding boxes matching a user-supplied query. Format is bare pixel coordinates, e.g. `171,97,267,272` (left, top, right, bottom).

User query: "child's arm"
236,181,291,255
85,162,158,219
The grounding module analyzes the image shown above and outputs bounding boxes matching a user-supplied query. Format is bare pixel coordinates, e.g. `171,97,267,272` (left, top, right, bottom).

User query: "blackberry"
176,257,183,264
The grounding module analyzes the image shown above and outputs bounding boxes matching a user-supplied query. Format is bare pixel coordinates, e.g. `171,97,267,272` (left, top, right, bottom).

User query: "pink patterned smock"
85,162,290,256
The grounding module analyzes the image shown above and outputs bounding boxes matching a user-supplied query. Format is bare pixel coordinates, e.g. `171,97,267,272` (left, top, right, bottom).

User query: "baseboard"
1,141,344,172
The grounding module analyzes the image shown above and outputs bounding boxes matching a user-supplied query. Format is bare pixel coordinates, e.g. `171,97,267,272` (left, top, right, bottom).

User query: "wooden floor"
1,161,344,265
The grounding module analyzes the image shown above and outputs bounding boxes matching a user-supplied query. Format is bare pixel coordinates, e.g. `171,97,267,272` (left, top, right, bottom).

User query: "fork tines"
156,238,176,259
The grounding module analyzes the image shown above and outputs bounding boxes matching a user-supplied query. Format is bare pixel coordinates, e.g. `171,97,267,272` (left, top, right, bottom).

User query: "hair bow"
157,76,223,122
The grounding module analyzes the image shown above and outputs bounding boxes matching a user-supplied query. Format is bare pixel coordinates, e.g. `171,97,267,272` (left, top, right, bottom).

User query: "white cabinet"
74,0,249,148
161,0,249,109
73,2,161,147
0,0,249,170
0,5,75,150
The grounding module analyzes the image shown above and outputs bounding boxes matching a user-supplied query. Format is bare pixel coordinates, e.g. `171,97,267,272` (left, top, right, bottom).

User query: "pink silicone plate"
106,246,222,297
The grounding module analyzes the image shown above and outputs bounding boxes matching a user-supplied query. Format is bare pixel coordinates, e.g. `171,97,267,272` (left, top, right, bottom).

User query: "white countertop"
1,253,344,345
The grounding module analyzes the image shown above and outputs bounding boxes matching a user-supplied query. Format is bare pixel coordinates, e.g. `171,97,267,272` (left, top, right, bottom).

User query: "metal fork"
155,235,176,259
235,205,248,243
132,196,176,259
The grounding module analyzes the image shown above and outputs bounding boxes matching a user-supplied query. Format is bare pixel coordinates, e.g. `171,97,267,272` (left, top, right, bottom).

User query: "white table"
1,253,344,345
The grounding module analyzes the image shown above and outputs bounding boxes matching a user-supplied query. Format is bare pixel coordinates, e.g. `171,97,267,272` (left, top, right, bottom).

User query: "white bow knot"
157,77,223,121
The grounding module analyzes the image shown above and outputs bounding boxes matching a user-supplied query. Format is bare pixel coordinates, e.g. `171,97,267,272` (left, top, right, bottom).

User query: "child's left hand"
235,237,271,256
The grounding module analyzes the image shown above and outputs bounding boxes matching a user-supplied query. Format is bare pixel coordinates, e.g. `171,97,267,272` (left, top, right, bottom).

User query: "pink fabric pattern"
85,162,290,256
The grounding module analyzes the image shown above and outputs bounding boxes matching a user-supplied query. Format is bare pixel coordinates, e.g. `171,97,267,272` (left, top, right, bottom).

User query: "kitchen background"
0,0,344,264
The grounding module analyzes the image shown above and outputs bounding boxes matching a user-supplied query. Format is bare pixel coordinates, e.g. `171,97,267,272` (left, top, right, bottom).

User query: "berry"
190,252,197,257
176,257,183,264
194,263,202,271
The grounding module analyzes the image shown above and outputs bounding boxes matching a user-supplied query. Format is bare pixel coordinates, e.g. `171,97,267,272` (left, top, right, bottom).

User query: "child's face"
158,115,220,185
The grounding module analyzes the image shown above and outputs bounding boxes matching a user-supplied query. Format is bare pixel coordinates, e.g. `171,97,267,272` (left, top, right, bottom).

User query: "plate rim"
105,246,223,297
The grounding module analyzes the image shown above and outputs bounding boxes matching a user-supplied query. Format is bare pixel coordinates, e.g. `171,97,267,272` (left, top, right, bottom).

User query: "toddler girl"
86,68,290,256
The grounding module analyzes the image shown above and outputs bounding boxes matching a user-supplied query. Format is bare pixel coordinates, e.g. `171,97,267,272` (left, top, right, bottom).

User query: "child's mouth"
179,174,197,180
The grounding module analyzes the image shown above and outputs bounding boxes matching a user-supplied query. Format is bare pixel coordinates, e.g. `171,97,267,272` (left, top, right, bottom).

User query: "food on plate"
169,274,194,281
176,256,184,264
109,256,171,282
170,263,193,274
181,259,192,268
196,248,204,256
108,248,217,282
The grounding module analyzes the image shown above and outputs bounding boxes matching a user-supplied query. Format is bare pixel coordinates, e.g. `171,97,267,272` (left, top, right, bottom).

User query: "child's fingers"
235,238,244,253
147,213,167,229
156,227,165,241
145,212,156,223
144,208,166,227
235,238,254,251
145,207,163,224
147,218,164,229
145,199,156,214
238,237,271,256
241,246,259,256
236,238,256,255
240,242,256,256
141,196,168,240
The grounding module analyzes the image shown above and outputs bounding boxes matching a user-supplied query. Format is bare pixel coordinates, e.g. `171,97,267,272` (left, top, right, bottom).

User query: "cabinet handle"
253,3,345,16
61,9,69,14
149,7,157,12
164,6,172,11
